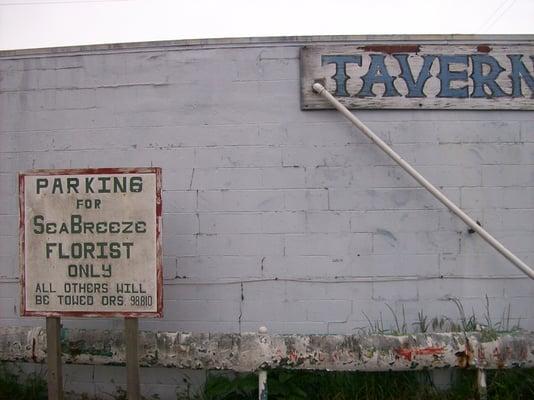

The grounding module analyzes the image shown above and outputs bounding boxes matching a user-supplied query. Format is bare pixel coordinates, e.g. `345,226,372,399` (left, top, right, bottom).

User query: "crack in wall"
238,282,244,334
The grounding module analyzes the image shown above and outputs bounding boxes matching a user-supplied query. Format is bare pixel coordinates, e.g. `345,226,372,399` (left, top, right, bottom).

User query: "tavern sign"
301,43,534,110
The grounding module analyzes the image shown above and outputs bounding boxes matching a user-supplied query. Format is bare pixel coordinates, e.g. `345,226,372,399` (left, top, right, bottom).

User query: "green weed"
201,369,527,400
0,362,47,400
200,368,534,400
487,368,534,400
362,297,524,336
2,362,534,400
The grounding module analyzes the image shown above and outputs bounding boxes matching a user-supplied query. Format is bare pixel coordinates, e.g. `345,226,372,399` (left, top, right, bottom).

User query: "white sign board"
19,168,163,317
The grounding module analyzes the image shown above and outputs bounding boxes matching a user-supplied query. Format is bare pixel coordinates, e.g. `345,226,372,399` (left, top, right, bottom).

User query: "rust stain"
288,351,298,363
455,350,470,368
360,45,421,54
395,348,413,361
477,45,492,53
19,173,27,318
455,338,474,369
493,347,504,368
395,346,445,361
415,347,445,357
493,346,512,369
332,351,340,362
154,167,164,318
478,347,486,363
313,78,326,87
20,167,158,176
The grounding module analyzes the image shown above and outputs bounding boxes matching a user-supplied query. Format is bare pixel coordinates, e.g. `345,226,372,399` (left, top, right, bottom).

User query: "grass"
200,368,534,400
0,363,159,400
358,296,523,337
0,363,47,400
2,362,534,400
487,368,534,400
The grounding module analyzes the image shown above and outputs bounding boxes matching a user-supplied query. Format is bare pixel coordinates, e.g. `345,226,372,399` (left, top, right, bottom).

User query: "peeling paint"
2,327,533,372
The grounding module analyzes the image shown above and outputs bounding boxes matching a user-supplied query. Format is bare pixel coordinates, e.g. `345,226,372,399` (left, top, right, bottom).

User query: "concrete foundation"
2,326,533,372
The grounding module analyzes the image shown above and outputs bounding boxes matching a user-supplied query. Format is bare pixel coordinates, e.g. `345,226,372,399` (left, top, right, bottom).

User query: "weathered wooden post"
46,316,64,400
125,317,140,400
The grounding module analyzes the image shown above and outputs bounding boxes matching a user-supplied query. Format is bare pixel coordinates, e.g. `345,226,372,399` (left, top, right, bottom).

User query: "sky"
0,0,533,50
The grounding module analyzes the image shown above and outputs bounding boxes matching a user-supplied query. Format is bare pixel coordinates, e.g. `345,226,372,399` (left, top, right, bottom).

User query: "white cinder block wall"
1,38,533,338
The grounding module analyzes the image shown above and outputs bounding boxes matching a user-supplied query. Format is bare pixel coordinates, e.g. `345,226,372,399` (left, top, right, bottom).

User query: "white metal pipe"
477,369,488,400
258,326,268,400
258,370,268,400
312,82,534,280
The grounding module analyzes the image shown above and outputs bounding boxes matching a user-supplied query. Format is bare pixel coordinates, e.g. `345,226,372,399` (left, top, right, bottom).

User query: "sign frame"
19,167,163,318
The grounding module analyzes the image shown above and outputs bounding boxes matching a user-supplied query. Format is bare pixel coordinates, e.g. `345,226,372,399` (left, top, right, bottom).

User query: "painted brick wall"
1,39,533,338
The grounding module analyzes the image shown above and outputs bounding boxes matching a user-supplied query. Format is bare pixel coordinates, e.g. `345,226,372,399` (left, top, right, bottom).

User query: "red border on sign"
19,167,163,318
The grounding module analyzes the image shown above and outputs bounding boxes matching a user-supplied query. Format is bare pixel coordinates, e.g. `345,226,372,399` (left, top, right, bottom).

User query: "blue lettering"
321,55,362,97
394,54,436,98
357,54,400,97
470,54,506,98
507,55,534,97
437,55,469,98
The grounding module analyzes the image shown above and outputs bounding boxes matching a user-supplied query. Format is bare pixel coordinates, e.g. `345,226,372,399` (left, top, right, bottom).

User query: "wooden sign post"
125,317,140,400
19,168,163,400
46,316,63,400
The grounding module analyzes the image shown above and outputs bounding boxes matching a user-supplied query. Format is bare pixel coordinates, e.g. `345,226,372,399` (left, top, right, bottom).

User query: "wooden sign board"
300,43,534,110
19,168,163,317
